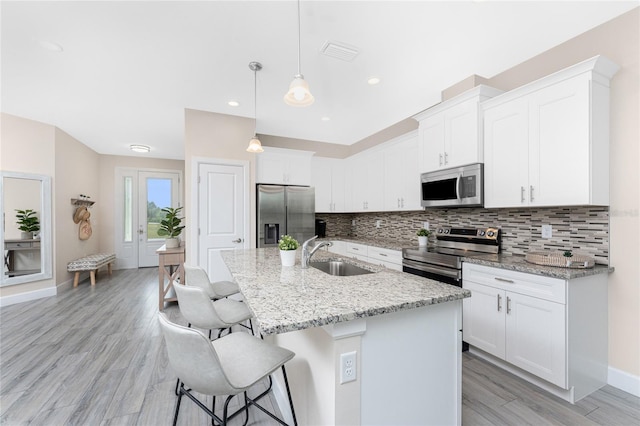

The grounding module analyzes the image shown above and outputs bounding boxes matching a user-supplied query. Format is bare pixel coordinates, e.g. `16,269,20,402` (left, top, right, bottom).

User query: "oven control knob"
487,231,495,237
479,230,486,236
437,229,443,234
444,229,450,234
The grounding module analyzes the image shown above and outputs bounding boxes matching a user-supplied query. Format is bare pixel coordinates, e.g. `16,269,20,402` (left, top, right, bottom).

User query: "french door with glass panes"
116,168,181,269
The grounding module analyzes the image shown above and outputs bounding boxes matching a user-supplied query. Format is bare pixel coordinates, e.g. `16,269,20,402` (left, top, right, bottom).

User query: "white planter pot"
280,249,296,267
418,236,428,247
20,231,33,240
165,238,180,249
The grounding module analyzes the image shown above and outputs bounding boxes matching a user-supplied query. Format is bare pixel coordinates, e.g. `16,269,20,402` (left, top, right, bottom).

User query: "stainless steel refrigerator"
257,184,315,248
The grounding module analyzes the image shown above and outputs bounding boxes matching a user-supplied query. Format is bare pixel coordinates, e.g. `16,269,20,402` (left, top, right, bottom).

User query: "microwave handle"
456,173,462,200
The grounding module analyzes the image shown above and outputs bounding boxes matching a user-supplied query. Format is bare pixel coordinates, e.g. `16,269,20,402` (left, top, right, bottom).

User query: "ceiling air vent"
320,41,359,62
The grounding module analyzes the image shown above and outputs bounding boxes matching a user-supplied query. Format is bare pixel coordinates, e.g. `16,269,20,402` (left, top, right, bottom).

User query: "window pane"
147,178,172,240
123,177,133,242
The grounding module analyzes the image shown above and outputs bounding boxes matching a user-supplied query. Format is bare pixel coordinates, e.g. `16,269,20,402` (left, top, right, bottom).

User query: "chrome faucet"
301,236,332,269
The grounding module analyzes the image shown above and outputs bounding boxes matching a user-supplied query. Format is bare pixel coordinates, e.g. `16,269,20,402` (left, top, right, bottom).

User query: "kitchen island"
222,248,470,425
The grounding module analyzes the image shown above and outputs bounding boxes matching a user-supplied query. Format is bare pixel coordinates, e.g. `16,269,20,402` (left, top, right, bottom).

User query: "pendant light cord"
296,0,301,76
254,66,257,135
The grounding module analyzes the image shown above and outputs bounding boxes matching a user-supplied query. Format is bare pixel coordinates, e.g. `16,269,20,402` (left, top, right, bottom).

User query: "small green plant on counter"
157,207,185,238
278,235,299,251
563,250,573,258
15,209,40,233
417,228,431,237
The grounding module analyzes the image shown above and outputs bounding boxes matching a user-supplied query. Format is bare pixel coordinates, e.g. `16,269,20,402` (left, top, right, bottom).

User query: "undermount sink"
310,260,374,276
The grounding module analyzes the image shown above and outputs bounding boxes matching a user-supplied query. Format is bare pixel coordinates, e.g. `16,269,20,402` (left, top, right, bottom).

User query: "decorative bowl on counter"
525,251,595,269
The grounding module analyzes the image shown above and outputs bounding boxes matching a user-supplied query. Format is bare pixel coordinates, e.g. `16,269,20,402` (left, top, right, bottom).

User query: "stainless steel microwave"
421,163,483,208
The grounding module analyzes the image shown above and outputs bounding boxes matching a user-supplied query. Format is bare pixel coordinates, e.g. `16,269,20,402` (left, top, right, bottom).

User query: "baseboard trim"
0,286,57,307
608,366,640,397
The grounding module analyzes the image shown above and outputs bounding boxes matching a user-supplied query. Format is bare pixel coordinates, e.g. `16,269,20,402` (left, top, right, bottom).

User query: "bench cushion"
67,253,116,272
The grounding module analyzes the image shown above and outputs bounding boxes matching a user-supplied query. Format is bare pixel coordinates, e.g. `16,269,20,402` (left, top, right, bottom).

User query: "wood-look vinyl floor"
1,267,638,425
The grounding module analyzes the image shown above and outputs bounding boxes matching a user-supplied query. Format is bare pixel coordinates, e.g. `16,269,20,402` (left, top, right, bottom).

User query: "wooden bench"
67,253,116,287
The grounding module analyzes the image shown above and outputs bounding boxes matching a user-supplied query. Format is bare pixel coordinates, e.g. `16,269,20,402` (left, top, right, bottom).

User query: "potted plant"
157,206,185,248
278,235,299,267
15,209,40,239
417,228,431,247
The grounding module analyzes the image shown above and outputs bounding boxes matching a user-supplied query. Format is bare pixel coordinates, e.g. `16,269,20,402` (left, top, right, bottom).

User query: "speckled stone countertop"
462,253,614,280
318,236,415,251
221,248,470,335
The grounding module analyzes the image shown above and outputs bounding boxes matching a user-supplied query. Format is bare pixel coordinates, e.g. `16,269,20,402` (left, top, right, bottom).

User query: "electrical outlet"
423,221,430,230
375,220,381,228
351,219,356,226
542,224,553,238
340,351,357,384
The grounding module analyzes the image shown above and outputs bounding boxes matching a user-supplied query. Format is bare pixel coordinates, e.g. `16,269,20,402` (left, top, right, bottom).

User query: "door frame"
114,167,184,269
189,157,251,267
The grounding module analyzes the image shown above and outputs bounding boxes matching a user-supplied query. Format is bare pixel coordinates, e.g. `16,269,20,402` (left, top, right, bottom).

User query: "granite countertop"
462,253,614,280
319,236,416,251
221,248,470,335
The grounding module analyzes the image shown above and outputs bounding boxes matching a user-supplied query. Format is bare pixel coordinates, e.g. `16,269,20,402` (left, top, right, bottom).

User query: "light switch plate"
423,221,430,230
542,224,553,238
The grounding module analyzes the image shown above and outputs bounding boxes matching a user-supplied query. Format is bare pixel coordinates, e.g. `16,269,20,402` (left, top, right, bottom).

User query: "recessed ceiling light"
38,40,64,52
321,116,331,121
367,77,381,85
130,144,150,153
228,100,240,107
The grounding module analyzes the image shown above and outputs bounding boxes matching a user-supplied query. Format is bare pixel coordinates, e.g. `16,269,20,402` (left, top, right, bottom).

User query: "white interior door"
198,162,247,282
115,168,181,269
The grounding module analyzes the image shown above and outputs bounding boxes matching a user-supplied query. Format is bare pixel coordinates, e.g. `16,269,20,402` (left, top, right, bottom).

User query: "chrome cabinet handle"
530,185,534,202
506,296,512,314
494,277,514,284
439,153,443,166
232,238,243,243
521,186,525,203
400,198,404,208
497,294,502,312
379,253,387,257
444,152,449,165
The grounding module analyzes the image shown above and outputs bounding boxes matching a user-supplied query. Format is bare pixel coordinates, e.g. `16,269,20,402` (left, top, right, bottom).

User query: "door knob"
232,238,243,243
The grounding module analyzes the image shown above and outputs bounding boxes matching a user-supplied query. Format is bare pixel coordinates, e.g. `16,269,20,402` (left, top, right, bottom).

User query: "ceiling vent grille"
320,41,359,62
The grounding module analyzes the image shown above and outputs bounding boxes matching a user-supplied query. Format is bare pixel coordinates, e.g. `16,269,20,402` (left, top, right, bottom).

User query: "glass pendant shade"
284,75,314,107
246,136,264,153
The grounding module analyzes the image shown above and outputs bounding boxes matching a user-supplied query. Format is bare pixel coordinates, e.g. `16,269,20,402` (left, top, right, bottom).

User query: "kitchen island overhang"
221,248,470,426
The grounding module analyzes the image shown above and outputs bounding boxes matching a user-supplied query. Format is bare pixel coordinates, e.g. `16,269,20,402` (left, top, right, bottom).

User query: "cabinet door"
311,158,333,212
483,98,529,208
528,76,590,206
383,145,405,210
286,154,312,186
462,281,506,359
365,150,385,211
445,99,480,168
257,153,286,184
331,161,346,212
419,114,445,173
402,136,421,210
350,155,367,212
505,292,566,388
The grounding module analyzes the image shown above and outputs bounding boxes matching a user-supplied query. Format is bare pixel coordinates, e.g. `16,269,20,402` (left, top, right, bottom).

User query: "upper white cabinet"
413,85,503,173
311,157,345,213
256,147,315,186
383,130,421,211
347,149,385,212
483,56,619,208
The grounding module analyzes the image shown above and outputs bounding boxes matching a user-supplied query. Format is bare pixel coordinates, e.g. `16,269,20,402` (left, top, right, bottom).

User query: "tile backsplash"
316,206,609,265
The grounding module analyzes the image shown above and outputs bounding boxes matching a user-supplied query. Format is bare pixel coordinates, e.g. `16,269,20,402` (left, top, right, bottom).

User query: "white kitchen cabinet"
311,157,345,213
483,55,619,208
256,147,314,186
462,262,608,403
413,85,503,173
327,240,346,256
383,131,421,211
349,150,384,212
366,246,403,271
345,242,368,262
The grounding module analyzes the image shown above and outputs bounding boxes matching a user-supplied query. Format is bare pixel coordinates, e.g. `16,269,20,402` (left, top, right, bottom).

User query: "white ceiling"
1,1,637,160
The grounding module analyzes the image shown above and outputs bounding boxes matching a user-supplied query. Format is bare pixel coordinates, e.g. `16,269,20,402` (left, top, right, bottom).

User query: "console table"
4,239,41,277
157,244,185,310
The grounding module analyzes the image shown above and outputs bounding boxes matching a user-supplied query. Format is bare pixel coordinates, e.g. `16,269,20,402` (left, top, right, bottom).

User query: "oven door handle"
456,173,462,201
403,259,461,280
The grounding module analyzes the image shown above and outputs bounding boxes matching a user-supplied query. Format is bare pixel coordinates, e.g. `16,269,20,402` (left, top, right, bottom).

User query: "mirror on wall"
0,171,52,286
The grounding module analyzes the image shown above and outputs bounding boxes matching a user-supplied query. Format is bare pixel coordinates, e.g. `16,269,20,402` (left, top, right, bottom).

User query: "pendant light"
246,61,264,153
284,0,314,107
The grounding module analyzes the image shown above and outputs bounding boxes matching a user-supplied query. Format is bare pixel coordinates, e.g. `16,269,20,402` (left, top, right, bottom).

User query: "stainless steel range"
402,226,501,287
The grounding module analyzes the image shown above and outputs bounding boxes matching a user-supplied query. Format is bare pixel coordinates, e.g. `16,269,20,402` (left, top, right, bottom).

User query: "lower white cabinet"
327,240,346,256
462,262,608,403
331,241,402,271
